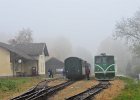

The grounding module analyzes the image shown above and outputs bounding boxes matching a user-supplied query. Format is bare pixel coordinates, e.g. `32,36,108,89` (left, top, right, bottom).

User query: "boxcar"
94,53,115,80
64,57,90,80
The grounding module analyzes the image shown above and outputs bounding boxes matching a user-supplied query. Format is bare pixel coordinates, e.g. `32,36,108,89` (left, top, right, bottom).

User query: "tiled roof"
14,43,49,56
0,42,49,60
46,57,64,67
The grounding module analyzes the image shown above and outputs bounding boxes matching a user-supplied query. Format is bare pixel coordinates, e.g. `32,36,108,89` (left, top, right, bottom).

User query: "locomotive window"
102,57,107,63
95,57,102,64
107,57,114,64
95,56,114,64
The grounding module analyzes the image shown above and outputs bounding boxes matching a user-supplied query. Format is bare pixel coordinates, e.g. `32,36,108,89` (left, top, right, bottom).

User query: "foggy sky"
0,0,140,54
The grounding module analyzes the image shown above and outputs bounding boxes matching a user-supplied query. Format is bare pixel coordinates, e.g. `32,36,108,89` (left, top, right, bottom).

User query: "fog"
47,37,73,60
97,37,132,75
46,36,93,65
1,0,140,76
1,0,140,52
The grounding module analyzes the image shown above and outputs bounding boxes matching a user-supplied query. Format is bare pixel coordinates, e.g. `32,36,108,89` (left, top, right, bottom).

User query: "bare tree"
97,37,132,75
114,9,140,55
8,28,33,45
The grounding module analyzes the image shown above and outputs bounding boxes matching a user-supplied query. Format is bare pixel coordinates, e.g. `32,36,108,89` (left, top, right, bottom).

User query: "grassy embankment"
0,77,43,100
114,76,140,100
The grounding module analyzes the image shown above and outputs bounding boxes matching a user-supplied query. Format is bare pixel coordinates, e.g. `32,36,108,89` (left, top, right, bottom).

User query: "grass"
114,76,140,100
0,77,29,91
0,77,43,100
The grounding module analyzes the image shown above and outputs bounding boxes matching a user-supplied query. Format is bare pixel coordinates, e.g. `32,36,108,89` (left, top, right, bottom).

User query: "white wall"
38,54,46,75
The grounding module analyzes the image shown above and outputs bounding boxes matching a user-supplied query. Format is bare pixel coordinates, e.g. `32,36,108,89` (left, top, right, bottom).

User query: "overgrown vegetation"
0,77,43,100
114,76,140,100
0,77,30,91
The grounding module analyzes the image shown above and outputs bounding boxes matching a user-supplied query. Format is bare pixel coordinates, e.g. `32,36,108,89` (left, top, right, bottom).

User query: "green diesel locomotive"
94,53,115,80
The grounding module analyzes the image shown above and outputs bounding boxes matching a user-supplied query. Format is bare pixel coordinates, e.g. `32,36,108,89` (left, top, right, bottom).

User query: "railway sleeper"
11,79,56,100
29,81,74,100
66,81,110,100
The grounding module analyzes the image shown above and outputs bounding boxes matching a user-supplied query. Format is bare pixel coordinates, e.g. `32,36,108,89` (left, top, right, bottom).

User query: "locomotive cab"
94,54,115,80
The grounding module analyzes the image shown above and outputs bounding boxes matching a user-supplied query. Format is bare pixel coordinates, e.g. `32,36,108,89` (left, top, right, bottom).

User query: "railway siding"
11,80,74,100
3,78,125,100
48,79,124,100
95,80,124,100
9,78,65,100
48,80,99,100
66,81,111,100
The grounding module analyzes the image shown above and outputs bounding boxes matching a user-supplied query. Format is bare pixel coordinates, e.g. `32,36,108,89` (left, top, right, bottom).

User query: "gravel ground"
48,79,99,100
48,79,124,100
47,79,66,86
95,79,125,100
4,78,124,100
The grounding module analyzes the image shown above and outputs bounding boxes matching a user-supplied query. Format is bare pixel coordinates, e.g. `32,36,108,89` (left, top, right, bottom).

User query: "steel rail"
31,81,75,100
65,81,110,100
11,78,60,100
11,80,74,100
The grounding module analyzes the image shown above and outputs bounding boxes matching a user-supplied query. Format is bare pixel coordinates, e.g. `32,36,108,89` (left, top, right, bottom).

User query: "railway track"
11,79,51,100
66,81,111,100
11,80,74,100
31,80,74,100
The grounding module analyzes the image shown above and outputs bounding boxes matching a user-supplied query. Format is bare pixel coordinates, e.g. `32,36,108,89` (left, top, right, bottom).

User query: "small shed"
45,57,64,75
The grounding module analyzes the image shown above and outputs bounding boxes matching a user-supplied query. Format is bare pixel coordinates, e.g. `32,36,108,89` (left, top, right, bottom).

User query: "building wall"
38,53,46,75
13,55,46,76
23,60,38,76
45,61,64,74
13,60,38,76
0,47,12,76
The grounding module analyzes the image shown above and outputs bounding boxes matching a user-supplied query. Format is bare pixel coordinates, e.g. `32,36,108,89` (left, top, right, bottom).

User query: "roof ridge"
13,42,48,56
47,57,63,62
0,42,49,59
0,42,34,60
